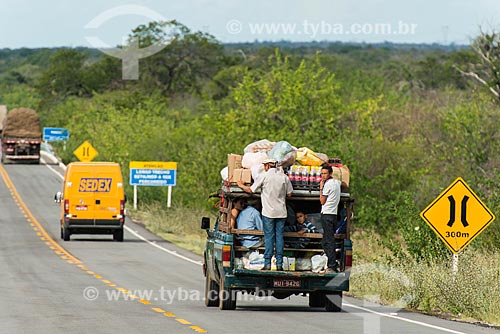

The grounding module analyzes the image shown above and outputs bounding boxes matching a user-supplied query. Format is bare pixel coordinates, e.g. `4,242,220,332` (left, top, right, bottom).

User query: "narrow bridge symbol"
447,195,469,228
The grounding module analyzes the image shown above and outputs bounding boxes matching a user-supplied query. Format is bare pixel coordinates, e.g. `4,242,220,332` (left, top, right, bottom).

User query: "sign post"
129,161,177,209
420,177,495,272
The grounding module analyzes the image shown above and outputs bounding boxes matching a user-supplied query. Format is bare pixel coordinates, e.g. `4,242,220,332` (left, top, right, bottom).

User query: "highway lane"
0,164,189,334
2,162,500,334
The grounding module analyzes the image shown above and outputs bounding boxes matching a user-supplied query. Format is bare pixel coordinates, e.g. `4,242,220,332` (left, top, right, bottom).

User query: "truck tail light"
222,245,231,267
345,249,352,269
343,239,353,272
64,199,70,215
119,200,125,223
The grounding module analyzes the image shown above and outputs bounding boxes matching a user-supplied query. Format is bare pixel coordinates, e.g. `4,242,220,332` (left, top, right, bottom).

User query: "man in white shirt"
319,164,342,273
237,158,293,271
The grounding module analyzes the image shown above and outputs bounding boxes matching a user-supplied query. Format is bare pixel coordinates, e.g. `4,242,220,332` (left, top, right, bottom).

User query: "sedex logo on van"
78,178,112,192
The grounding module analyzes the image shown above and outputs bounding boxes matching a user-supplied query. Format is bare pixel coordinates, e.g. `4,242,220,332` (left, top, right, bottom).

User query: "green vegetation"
1,22,499,325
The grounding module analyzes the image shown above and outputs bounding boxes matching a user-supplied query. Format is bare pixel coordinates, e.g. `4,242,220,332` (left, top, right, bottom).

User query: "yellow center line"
176,319,192,325
0,164,209,332
152,307,166,313
190,326,208,333
0,164,81,264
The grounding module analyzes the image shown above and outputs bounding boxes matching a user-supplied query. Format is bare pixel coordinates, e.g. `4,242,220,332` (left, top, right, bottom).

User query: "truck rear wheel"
219,278,236,310
113,229,124,242
62,227,71,241
204,275,219,307
309,291,326,308
325,291,342,312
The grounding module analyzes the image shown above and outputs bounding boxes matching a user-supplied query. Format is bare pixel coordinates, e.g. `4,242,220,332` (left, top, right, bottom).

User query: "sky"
0,0,500,48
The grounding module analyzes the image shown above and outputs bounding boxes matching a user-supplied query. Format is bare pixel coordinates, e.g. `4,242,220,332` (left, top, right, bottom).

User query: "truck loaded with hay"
1,107,42,164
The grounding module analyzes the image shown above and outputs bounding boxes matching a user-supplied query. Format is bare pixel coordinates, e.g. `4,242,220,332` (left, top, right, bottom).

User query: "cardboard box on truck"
232,168,251,184
228,154,242,181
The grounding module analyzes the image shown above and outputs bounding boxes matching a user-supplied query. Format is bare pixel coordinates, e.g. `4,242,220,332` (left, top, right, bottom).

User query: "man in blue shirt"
236,202,264,248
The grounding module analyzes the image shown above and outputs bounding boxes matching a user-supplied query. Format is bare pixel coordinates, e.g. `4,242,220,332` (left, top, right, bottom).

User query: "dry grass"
349,230,500,327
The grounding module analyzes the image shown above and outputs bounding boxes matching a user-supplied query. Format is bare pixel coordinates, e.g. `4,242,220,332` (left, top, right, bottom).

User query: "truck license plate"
273,278,301,288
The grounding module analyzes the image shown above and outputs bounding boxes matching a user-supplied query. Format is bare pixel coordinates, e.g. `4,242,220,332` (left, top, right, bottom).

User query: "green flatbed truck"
201,184,354,311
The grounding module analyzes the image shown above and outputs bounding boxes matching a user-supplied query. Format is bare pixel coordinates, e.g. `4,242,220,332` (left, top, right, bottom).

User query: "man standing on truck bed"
237,158,293,271
319,164,342,273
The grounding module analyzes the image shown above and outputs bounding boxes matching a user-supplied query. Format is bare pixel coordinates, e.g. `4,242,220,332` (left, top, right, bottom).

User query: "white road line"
45,162,64,180
124,226,202,266
344,303,468,334
43,159,203,266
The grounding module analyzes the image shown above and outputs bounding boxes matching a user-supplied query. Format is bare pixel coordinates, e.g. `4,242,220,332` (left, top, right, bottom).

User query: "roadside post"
129,161,177,209
420,177,495,274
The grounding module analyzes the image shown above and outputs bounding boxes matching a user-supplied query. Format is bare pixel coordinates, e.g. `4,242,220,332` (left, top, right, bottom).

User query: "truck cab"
202,183,354,311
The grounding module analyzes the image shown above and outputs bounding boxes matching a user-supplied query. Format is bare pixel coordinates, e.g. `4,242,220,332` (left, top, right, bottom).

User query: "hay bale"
2,108,42,137
0,105,6,132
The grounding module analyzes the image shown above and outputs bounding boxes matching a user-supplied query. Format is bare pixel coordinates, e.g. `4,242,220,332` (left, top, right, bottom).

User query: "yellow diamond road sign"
73,140,99,162
420,177,495,254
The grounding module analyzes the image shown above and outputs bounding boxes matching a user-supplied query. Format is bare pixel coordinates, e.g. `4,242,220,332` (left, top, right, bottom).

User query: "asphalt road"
0,162,499,334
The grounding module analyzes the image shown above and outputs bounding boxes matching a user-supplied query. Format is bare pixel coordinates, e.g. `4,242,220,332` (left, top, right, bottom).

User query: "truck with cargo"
202,153,354,311
1,107,42,164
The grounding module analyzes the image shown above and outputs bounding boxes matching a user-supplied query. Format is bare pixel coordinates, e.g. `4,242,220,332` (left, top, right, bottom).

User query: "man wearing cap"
237,158,293,271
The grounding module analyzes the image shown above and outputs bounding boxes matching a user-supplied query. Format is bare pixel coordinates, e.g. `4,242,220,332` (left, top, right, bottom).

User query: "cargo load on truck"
2,108,42,137
202,139,354,311
1,107,42,164
0,105,7,136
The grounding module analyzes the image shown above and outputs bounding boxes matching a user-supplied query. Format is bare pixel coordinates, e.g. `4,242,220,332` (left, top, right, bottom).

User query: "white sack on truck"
244,139,275,153
268,140,296,167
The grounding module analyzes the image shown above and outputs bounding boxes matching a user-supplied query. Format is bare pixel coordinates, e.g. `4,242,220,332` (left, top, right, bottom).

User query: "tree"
127,20,227,95
456,30,500,103
36,49,90,101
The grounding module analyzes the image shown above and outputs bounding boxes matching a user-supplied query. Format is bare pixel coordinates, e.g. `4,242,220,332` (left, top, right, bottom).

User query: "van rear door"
70,171,96,223
94,168,122,221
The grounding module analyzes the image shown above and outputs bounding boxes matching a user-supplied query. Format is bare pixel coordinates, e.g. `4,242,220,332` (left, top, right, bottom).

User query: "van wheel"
219,277,236,310
309,291,326,308
204,275,219,307
325,291,342,312
113,229,124,242
62,227,70,241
